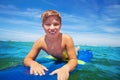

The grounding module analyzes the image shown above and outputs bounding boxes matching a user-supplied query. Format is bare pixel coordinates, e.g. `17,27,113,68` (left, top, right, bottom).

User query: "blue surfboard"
0,50,93,80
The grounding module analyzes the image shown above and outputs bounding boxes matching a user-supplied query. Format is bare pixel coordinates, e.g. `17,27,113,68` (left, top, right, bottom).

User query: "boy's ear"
42,23,44,27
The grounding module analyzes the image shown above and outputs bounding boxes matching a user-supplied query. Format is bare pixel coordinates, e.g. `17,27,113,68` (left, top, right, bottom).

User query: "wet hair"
41,10,61,23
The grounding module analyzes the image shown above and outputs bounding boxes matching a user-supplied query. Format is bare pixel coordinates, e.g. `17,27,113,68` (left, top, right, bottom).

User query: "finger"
30,69,38,75
38,68,45,76
34,70,38,75
34,68,40,75
50,70,58,75
58,74,61,80
58,73,68,80
58,73,63,80
41,65,48,71
30,68,34,74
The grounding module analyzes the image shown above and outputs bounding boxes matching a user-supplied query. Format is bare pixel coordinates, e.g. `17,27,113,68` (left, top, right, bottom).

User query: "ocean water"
0,41,120,80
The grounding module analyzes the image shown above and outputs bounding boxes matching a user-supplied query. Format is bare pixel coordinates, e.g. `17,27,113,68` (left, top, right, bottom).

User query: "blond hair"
41,10,61,23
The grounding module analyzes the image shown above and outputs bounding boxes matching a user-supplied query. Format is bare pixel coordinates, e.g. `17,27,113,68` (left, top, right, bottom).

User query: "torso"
41,33,67,59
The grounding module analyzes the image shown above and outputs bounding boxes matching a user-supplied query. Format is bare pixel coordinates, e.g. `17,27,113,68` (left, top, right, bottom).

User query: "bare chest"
43,34,66,59
45,41,65,59
47,42,63,54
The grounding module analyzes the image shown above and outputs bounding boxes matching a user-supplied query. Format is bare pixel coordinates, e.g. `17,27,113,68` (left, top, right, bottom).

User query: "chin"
47,33,56,37
50,32,59,36
47,32,59,37
51,34,58,37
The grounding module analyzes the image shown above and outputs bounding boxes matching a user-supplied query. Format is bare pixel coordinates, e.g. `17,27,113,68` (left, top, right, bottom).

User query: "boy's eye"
54,23,59,26
45,23,59,26
45,24,51,26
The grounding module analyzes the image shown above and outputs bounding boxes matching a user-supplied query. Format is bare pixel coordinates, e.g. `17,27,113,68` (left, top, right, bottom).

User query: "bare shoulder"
33,36,45,49
62,34,75,55
62,33,73,42
62,33,74,47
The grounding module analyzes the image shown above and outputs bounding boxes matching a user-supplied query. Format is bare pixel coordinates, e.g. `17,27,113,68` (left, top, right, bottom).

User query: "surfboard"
0,50,93,80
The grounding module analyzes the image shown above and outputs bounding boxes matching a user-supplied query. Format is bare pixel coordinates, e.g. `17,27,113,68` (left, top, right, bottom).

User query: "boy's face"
42,16,61,37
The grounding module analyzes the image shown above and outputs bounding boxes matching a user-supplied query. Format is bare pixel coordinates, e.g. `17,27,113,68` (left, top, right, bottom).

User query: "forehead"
44,16,60,23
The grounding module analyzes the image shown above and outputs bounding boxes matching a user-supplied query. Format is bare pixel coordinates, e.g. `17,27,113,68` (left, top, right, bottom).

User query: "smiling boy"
24,10,78,80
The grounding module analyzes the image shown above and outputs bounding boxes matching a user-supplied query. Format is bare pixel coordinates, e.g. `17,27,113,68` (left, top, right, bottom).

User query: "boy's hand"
30,61,48,76
50,66,69,80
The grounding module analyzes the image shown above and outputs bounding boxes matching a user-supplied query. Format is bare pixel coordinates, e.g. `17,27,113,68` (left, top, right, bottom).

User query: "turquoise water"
0,41,120,80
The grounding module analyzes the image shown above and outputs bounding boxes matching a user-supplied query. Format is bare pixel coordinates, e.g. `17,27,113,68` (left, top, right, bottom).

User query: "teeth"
49,30,56,34
50,31,55,34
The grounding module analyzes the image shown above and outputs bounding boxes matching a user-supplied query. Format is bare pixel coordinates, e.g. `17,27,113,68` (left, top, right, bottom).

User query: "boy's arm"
24,40,40,66
24,39,48,75
63,36,78,71
50,35,77,80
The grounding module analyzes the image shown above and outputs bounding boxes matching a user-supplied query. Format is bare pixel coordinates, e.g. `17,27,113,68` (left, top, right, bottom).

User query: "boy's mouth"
49,30,56,34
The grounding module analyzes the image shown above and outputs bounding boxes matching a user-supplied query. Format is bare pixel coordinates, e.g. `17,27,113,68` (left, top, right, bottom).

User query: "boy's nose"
50,25,55,30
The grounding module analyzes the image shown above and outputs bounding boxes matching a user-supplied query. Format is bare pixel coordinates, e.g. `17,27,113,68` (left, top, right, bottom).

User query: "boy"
24,10,78,80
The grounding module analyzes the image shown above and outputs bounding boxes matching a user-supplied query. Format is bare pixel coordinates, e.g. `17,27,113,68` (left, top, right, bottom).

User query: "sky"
0,0,120,46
